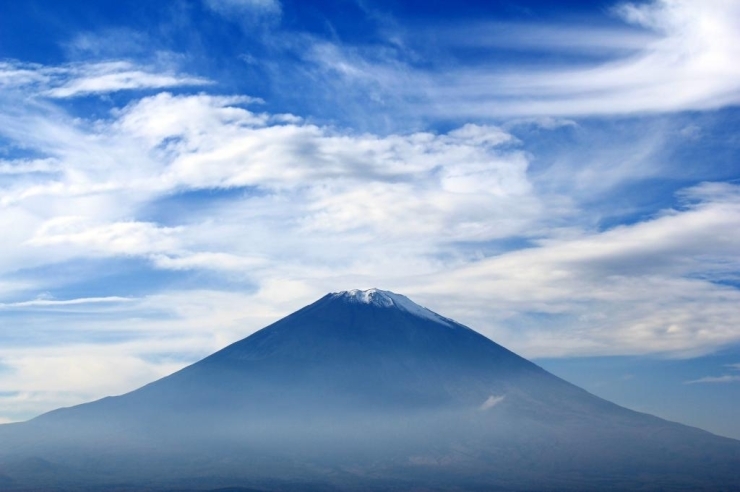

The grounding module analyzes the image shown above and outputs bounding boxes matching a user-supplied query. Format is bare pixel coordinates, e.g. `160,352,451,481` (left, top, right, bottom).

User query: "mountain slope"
0,289,738,491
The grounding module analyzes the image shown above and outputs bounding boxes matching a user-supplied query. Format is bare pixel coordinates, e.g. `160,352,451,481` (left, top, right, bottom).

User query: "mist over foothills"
1,0,740,490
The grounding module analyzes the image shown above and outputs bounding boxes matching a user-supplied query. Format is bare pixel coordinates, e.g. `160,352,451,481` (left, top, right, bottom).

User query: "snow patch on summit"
333,288,454,327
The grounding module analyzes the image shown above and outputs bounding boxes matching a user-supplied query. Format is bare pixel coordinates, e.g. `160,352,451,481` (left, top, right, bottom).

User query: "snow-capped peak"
332,288,453,326
341,288,396,307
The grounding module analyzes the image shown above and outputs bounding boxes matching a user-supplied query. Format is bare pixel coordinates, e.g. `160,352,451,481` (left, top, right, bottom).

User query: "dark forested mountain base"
1,290,739,491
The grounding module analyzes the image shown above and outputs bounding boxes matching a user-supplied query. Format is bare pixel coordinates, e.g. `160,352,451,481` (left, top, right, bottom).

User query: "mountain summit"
331,288,452,322
0,289,739,491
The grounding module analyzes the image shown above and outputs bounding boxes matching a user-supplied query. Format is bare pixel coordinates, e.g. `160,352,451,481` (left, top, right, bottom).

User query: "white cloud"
684,362,740,384
0,61,209,98
516,0,740,114
685,375,740,384
47,70,208,98
150,252,265,271
110,94,538,243
0,61,51,89
479,394,505,410
0,158,60,175
1,351,179,395
476,0,740,115
0,87,539,281
0,348,186,421
28,218,182,257
435,21,659,55
0,296,132,309
203,0,281,20
305,0,740,117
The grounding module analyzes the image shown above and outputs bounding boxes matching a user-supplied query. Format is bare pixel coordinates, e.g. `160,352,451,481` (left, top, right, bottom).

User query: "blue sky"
0,0,739,439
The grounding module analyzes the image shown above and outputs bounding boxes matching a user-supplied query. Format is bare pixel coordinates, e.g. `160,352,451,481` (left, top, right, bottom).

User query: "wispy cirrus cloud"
47,65,210,98
686,375,740,384
0,296,132,309
452,0,740,115
0,158,60,175
303,0,740,118
0,61,210,98
203,0,281,24
434,22,659,56
685,362,740,384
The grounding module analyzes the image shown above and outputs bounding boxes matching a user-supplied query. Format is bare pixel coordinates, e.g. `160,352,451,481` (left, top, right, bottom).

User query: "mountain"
0,289,739,491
